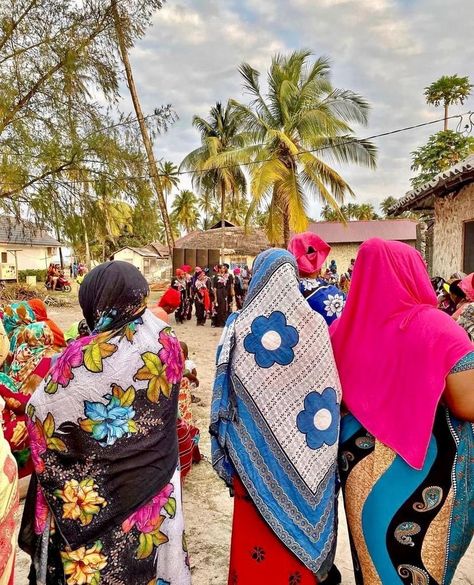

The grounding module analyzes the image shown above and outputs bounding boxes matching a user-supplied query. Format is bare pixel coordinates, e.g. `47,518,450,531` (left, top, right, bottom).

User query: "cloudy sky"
119,0,474,216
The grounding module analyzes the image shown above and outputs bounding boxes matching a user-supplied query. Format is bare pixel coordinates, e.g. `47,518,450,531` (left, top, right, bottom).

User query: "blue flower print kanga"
83,394,136,447
243,311,299,368
296,387,339,449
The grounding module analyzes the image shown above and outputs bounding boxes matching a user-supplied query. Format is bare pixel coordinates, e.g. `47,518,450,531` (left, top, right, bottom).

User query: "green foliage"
321,202,378,221
18,269,48,284
229,50,377,243
410,130,474,188
171,190,199,233
424,75,472,109
180,101,247,229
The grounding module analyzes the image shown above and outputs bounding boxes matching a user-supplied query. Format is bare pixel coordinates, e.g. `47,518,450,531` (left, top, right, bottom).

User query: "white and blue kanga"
210,248,342,577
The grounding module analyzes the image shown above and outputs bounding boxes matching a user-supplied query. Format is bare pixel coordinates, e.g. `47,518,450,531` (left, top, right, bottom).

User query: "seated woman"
2,301,36,354
28,298,66,348
20,261,190,585
330,239,474,585
288,232,346,325
0,322,56,478
211,249,342,584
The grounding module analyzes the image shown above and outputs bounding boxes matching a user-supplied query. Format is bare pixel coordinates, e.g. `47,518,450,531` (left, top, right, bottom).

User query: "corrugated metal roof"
0,216,61,246
393,154,474,213
307,219,418,244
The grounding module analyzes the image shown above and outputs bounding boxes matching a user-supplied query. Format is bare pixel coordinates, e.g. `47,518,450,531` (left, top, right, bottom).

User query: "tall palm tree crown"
224,50,377,244
171,189,199,234
180,101,247,229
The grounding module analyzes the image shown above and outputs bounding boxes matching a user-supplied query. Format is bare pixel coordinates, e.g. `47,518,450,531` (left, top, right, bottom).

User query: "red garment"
177,419,201,480
228,477,318,585
159,288,181,310
28,299,66,348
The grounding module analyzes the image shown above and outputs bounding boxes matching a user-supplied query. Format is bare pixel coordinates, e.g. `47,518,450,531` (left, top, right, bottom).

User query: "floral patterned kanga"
243,311,299,368
296,387,339,449
24,312,190,585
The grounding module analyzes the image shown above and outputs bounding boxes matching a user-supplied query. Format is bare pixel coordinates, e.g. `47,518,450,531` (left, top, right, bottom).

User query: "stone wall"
433,183,474,278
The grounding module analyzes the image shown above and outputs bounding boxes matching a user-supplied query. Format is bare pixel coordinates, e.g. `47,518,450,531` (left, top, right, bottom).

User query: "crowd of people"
164,256,353,330
0,233,472,585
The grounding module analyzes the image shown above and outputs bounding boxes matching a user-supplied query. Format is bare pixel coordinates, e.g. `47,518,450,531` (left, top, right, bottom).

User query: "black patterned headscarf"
79,261,149,333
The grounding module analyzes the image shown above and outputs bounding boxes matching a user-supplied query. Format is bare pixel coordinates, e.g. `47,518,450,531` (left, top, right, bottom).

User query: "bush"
18,269,48,283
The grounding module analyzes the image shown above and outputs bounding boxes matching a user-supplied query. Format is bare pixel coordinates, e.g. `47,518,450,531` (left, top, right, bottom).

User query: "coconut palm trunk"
111,1,174,255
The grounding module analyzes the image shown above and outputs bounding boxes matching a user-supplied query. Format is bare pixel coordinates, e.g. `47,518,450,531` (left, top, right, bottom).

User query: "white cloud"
122,0,474,215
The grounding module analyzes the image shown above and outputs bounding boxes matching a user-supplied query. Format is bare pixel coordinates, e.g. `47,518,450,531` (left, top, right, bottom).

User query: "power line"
2,110,473,187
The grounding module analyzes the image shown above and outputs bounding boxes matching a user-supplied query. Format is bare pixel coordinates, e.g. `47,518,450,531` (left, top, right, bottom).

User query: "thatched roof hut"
174,225,270,257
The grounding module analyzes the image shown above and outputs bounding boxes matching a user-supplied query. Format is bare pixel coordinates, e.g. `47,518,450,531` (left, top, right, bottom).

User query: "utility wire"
3,110,473,186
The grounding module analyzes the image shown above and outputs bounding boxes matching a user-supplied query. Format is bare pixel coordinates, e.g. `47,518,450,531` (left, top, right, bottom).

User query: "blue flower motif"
83,395,136,447
296,387,339,449
243,311,299,368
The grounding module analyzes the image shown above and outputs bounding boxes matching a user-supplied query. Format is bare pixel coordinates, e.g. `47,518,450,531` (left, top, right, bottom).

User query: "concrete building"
307,219,418,272
0,217,61,279
394,155,474,277
112,243,171,281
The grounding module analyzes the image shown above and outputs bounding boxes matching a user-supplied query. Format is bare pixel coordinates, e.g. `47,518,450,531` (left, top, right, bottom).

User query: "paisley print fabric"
339,405,474,585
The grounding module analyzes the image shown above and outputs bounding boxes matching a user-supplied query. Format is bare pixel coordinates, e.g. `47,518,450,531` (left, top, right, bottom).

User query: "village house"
307,219,418,273
393,155,474,277
112,242,171,281
0,216,61,280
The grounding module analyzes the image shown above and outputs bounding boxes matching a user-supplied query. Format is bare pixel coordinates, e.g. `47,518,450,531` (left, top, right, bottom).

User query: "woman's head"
79,261,149,332
448,280,467,305
287,232,331,278
2,301,36,335
158,288,181,314
29,298,48,321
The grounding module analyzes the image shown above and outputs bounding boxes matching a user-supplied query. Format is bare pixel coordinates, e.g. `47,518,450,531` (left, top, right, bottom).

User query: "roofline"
393,155,474,213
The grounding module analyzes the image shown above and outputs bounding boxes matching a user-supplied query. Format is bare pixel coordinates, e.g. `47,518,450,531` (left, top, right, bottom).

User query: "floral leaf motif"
45,379,59,394
134,352,170,402
47,437,67,452
163,497,176,518
26,404,35,418
43,413,55,438
137,532,154,560
83,340,117,373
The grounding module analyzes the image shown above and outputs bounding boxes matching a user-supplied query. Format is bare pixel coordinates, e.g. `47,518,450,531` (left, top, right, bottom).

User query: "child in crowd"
150,287,181,323
177,341,202,480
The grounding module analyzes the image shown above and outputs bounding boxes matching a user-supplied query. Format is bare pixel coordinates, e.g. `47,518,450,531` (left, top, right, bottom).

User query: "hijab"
28,299,66,348
330,239,472,469
79,261,149,332
211,249,341,577
288,232,331,277
2,302,36,353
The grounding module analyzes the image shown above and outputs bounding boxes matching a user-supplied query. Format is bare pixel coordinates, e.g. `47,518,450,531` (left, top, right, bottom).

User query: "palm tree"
180,101,247,229
353,203,376,220
171,189,199,234
222,50,376,245
380,196,398,217
424,75,472,130
198,186,218,230
159,160,180,203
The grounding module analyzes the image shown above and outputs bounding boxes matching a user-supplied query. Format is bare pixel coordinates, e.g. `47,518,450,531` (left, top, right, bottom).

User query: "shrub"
17,269,48,283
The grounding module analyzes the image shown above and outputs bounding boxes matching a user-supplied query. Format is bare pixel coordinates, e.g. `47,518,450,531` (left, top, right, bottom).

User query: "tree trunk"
444,103,449,131
80,185,91,270
111,2,174,256
282,204,290,248
220,180,225,229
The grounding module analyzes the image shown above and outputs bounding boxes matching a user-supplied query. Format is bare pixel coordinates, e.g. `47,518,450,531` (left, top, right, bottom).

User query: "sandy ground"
13,304,474,584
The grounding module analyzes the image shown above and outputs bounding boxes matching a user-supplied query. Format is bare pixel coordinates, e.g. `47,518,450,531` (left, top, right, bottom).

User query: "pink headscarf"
459,273,474,301
330,239,472,470
287,232,331,277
